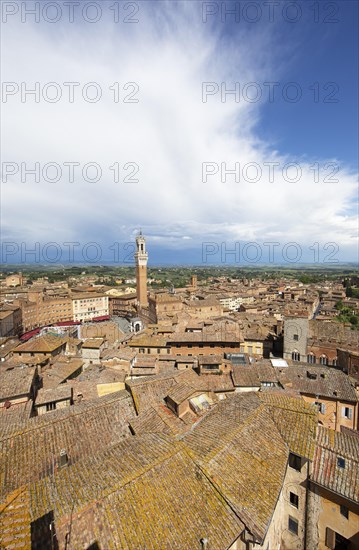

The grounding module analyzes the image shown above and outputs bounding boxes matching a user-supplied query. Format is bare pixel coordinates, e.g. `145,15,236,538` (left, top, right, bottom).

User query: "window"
288,516,298,535
289,453,301,471
320,355,328,366
293,334,299,341
307,353,316,364
326,528,350,550
342,407,353,420
314,402,326,414
337,457,345,468
325,527,335,549
332,358,337,366
290,492,299,508
292,351,300,362
340,505,349,519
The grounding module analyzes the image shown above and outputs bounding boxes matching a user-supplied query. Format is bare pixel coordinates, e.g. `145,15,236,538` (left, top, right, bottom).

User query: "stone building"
283,316,358,371
18,291,73,332
276,365,358,431
5,273,24,287
147,292,183,323
35,386,73,415
308,426,359,549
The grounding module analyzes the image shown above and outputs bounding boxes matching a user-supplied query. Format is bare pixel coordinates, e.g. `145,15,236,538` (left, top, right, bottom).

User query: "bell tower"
135,230,148,307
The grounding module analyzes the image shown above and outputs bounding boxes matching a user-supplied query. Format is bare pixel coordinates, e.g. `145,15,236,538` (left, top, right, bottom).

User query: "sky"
1,0,358,266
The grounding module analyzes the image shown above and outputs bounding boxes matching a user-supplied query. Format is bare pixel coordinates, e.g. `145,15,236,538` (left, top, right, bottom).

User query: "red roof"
92,315,110,322
54,321,80,327
20,328,41,342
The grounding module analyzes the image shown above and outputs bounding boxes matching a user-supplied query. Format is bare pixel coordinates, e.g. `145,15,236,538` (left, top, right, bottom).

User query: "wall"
36,398,71,416
72,295,109,322
301,395,357,431
283,317,309,361
312,485,359,549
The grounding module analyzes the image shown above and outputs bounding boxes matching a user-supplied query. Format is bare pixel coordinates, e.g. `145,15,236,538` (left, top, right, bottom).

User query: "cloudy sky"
1,0,358,265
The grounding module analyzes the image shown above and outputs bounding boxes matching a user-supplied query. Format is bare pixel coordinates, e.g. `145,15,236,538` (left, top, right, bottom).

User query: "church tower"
135,231,148,307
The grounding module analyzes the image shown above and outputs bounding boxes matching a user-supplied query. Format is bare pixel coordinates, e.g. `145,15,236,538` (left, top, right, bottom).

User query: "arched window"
307,353,316,364
320,355,328,366
332,358,337,367
292,351,300,362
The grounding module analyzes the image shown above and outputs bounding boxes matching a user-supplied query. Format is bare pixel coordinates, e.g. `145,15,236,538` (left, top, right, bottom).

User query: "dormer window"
337,457,345,468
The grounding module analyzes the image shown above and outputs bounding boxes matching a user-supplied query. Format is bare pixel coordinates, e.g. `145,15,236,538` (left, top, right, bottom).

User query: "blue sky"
1,0,358,266
255,1,358,167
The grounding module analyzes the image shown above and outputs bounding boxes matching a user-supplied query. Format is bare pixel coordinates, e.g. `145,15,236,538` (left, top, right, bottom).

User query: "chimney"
59,449,68,468
200,538,208,550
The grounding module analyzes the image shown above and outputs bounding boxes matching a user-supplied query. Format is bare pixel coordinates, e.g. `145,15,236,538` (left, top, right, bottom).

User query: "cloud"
1,1,358,263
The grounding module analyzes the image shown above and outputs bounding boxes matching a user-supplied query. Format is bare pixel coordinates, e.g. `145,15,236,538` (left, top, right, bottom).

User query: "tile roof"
126,371,180,414
184,393,262,459
13,335,67,354
177,369,235,393
0,486,31,549
185,399,288,543
129,335,168,347
0,366,36,401
166,382,196,404
276,365,358,402
81,338,104,349
184,391,320,541
231,365,261,388
25,434,244,549
258,392,318,460
35,385,72,405
0,390,135,500
0,400,33,429
41,358,84,389
198,354,223,365
169,331,241,343
311,426,359,502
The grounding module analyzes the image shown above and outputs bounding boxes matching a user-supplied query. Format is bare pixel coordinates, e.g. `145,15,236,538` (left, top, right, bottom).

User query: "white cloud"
1,1,358,262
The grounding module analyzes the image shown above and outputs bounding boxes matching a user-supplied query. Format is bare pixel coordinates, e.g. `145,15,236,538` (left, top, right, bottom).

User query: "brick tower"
135,231,148,307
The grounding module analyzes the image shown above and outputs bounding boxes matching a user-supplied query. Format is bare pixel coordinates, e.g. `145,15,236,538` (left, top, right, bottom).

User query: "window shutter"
342,407,346,417
325,527,335,549
348,408,353,420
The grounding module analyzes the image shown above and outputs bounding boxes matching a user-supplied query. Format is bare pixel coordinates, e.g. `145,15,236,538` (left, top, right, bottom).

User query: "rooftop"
13,335,67,354
276,365,358,403
311,426,359,502
0,366,37,402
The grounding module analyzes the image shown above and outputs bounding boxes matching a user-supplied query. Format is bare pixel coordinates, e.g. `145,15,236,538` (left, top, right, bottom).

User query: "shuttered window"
325,527,335,549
